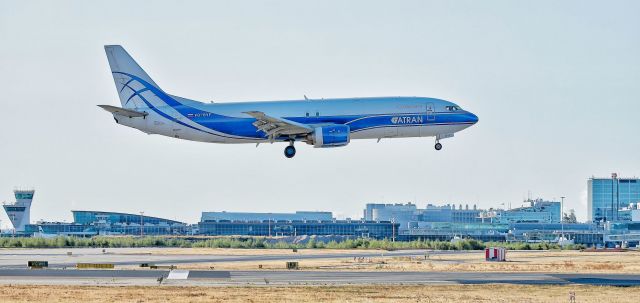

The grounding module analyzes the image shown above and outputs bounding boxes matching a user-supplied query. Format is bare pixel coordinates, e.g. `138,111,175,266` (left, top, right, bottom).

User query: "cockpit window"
445,106,462,111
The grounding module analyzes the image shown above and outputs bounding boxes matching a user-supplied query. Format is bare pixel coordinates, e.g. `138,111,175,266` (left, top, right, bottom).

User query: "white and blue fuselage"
101,46,478,157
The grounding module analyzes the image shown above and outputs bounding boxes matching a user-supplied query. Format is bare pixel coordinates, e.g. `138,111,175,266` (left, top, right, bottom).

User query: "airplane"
100,45,478,158
32,226,58,239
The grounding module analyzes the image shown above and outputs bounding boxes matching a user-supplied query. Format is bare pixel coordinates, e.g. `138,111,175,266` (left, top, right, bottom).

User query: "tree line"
0,236,586,250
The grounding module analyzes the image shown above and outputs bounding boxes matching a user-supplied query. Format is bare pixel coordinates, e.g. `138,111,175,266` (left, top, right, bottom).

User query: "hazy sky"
0,0,638,227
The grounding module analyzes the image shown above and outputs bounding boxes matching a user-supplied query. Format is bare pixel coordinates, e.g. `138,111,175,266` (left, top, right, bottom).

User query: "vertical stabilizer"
104,45,162,109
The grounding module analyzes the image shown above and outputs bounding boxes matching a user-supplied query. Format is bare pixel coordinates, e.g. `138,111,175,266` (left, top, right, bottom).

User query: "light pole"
391,217,396,242
140,211,144,237
560,196,565,240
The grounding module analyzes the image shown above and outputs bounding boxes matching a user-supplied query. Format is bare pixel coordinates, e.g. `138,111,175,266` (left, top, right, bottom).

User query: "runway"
0,269,638,286
1,248,637,287
0,248,434,269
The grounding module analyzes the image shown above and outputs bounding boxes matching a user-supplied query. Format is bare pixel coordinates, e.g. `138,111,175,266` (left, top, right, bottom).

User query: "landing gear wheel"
434,142,443,151
284,145,296,158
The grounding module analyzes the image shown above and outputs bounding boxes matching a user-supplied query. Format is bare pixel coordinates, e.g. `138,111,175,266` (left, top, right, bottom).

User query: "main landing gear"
284,141,296,158
434,141,443,151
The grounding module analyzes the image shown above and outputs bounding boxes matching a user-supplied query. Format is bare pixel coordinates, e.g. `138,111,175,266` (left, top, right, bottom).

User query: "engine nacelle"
310,125,350,148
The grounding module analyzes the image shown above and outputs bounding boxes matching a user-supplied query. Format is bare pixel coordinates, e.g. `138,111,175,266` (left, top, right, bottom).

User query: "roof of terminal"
71,210,186,225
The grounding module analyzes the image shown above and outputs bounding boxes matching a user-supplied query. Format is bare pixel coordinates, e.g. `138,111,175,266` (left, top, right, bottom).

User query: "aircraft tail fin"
104,45,161,109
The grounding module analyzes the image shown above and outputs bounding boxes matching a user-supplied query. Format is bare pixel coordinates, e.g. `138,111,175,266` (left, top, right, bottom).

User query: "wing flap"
243,111,313,140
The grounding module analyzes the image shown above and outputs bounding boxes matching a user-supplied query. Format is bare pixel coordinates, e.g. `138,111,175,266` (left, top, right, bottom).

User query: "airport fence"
0,236,586,250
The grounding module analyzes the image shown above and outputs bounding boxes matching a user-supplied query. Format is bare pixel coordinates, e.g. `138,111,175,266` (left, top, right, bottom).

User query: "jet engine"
307,125,350,148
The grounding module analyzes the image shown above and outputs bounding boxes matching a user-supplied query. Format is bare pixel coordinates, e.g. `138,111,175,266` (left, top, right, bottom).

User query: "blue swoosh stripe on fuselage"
351,122,475,133
114,72,258,140
130,90,222,137
189,112,472,137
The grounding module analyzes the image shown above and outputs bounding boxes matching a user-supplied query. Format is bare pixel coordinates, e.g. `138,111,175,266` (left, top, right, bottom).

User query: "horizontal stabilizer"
98,105,148,118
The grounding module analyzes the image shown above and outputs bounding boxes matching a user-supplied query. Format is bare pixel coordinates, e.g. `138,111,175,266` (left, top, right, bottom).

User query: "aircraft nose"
468,112,479,124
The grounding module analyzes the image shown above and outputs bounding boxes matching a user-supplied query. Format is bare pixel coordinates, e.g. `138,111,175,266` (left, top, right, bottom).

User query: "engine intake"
311,125,350,148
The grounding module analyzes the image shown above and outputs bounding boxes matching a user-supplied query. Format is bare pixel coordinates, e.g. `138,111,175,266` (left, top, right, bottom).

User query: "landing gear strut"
434,141,443,151
284,141,296,158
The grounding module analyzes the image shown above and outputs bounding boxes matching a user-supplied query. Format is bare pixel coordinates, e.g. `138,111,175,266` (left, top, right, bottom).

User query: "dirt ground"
120,249,640,273
0,284,634,303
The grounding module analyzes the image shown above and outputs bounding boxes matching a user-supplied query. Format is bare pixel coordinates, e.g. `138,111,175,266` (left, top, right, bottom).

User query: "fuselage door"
426,103,435,121
171,114,184,138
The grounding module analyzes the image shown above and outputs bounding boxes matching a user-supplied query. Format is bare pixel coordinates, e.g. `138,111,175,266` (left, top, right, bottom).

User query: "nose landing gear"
284,141,297,158
433,133,453,151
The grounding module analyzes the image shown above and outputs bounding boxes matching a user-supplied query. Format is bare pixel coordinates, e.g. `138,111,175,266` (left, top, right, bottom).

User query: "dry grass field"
0,284,636,303
120,249,640,273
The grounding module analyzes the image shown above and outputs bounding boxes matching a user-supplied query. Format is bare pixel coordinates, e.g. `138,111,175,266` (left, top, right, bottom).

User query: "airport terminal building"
201,211,333,222
6,176,640,247
198,211,398,239
23,210,190,236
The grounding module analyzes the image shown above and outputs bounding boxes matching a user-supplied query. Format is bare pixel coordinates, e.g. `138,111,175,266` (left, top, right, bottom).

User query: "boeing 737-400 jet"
100,45,478,158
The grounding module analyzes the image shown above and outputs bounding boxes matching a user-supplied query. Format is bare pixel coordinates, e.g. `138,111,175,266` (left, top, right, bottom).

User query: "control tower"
2,189,35,232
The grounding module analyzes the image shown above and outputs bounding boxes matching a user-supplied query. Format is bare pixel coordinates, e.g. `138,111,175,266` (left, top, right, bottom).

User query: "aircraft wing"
244,111,313,141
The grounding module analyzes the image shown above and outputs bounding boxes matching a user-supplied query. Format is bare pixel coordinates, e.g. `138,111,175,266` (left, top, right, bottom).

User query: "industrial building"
420,204,483,224
494,199,561,224
364,203,419,229
364,202,485,231
365,199,560,228
363,199,602,245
